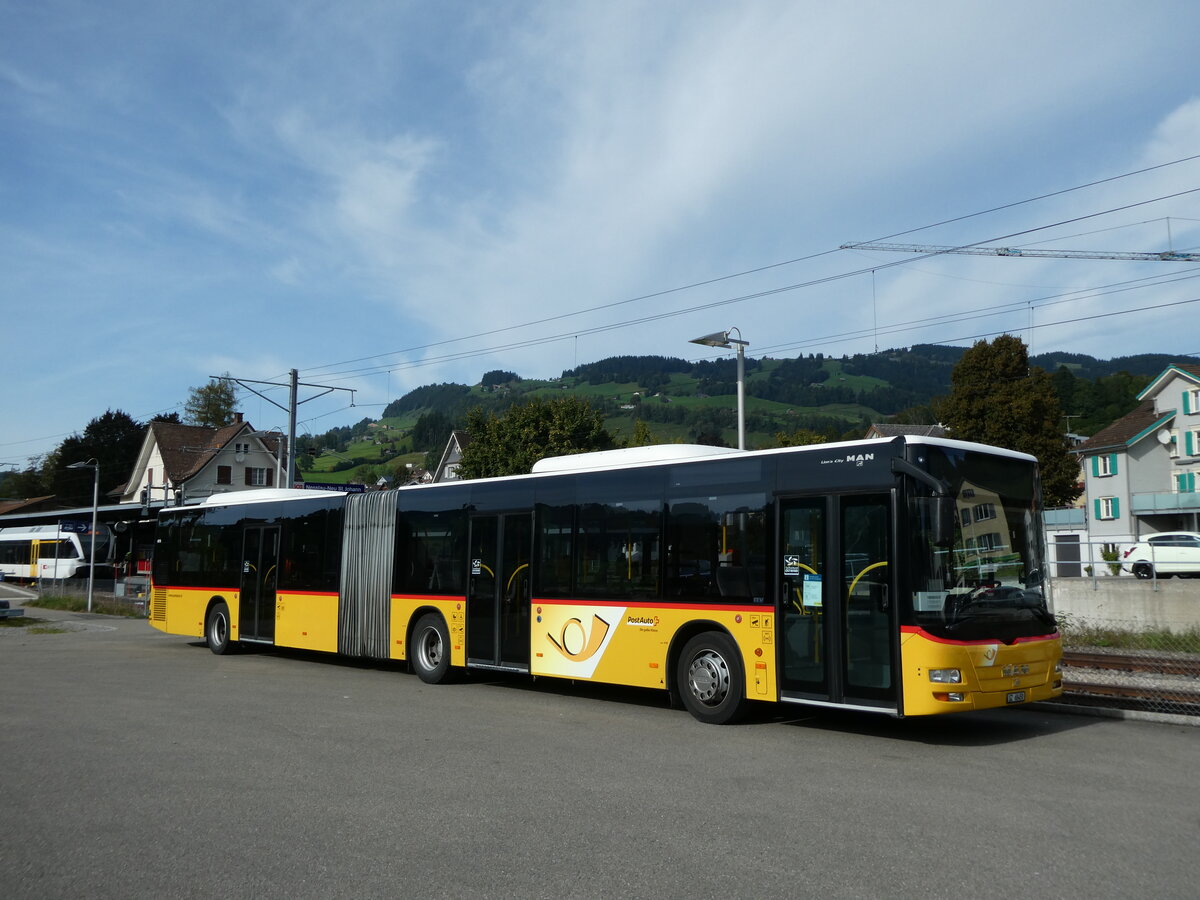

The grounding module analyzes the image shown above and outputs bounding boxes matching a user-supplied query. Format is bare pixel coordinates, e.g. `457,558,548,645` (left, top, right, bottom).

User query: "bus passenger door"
467,513,532,670
778,494,896,710
240,525,279,643
779,498,829,697
840,495,895,708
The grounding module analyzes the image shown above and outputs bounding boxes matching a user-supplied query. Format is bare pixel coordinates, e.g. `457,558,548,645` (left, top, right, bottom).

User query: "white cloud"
4,1,1200,461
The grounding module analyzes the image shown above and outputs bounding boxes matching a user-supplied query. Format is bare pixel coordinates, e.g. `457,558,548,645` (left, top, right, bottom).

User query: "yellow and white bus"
149,436,1063,723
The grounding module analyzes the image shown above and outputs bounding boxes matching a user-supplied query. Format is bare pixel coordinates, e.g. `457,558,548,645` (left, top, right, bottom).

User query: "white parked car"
1121,532,1200,579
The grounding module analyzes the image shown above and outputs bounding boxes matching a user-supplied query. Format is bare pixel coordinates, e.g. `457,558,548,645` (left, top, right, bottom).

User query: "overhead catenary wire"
6,158,1200,465
298,157,1200,381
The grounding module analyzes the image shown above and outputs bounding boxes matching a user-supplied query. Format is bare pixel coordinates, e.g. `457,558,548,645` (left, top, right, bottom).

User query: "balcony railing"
1044,507,1086,528
1130,491,1200,513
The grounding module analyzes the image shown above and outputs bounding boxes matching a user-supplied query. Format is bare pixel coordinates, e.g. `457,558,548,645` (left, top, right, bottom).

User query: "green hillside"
293,345,1198,485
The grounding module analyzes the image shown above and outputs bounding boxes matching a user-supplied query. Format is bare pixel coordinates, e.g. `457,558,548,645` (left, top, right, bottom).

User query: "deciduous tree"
457,397,614,479
774,428,827,447
935,335,1081,506
52,409,146,505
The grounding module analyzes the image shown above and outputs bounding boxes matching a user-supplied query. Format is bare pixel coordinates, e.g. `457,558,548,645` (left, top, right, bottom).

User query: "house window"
216,465,232,485
245,468,273,487
234,442,250,455
1187,388,1200,415
1186,429,1200,458
1095,497,1120,521
960,507,971,526
973,502,996,521
1092,453,1118,477
976,532,1003,551
1177,471,1197,494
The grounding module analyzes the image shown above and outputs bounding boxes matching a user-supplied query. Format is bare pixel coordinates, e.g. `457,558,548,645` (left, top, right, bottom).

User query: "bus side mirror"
934,495,956,548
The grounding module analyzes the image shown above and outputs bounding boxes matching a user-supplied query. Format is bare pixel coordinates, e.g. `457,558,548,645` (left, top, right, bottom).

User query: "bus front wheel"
677,632,747,725
411,613,454,684
206,601,236,655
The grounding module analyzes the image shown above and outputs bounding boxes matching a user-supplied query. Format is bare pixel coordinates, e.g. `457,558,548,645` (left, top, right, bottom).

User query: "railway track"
1060,649,1200,716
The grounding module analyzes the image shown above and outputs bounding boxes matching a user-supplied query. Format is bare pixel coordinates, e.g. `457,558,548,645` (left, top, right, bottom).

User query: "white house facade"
120,417,287,506
1074,363,1200,544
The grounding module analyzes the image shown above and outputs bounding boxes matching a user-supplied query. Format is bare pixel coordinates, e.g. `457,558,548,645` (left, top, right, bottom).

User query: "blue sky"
4,1,1200,468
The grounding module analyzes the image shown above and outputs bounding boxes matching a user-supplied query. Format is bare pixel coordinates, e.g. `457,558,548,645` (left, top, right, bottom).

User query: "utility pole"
215,370,355,486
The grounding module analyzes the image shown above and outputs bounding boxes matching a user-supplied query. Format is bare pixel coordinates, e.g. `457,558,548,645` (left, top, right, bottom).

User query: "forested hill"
297,345,1196,485
376,345,1197,445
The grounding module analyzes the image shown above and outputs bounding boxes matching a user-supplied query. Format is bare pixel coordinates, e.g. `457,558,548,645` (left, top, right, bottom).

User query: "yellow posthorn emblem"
548,614,610,661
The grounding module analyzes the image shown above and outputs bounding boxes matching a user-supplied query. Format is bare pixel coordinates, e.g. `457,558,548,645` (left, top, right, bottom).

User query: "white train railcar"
0,524,109,580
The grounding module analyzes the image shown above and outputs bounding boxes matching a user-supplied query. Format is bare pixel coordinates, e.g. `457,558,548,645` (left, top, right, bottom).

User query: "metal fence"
1055,612,1200,717
1046,536,1132,581
1047,535,1200,588
28,578,148,617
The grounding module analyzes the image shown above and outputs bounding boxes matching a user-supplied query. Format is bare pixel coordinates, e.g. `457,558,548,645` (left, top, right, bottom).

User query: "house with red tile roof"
119,415,288,506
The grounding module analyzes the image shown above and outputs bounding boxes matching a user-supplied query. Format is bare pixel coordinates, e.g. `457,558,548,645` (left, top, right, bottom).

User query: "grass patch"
26,594,145,618
1059,615,1200,655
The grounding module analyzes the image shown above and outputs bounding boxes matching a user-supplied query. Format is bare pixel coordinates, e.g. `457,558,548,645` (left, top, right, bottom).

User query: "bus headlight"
929,668,962,683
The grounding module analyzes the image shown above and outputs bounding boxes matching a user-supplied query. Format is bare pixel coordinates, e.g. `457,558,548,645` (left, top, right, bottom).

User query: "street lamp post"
689,327,750,451
67,458,99,613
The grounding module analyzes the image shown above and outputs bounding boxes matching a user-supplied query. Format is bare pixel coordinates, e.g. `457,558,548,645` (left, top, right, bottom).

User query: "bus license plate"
1006,691,1027,704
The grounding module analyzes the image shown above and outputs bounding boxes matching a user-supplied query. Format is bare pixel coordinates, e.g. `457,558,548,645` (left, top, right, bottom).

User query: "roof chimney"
233,412,243,424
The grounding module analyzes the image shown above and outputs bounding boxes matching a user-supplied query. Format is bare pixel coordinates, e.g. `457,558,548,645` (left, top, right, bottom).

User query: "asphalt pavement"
2,605,1198,899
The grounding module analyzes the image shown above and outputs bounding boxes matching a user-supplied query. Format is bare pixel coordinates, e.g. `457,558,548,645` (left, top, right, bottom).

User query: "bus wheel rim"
419,626,442,668
688,650,729,705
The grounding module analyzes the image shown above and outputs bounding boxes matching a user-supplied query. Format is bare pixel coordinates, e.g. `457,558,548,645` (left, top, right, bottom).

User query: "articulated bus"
148,436,1063,723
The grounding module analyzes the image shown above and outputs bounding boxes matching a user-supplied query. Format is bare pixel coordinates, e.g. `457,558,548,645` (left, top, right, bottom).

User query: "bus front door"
239,525,279,643
467,513,532,670
779,494,896,711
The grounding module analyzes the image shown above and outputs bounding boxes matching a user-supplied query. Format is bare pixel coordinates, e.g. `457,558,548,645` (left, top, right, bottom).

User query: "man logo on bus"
548,614,611,662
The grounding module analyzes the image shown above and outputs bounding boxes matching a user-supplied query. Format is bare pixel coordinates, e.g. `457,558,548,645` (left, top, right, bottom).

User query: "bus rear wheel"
206,601,236,655
677,632,747,725
411,613,454,684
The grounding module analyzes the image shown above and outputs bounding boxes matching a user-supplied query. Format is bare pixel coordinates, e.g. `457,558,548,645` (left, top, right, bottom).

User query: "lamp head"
689,330,732,349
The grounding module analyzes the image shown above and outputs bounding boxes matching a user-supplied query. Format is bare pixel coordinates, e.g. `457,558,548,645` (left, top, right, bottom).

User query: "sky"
4,0,1200,469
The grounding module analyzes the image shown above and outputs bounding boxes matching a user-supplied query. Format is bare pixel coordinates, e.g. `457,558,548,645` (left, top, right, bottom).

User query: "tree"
481,369,519,388
774,428,827,447
456,397,614,479
627,420,657,447
51,409,146,505
411,410,455,454
0,457,52,499
184,375,238,427
934,335,1081,506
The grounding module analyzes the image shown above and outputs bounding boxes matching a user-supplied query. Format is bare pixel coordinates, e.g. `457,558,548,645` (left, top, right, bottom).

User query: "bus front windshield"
906,446,1056,643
